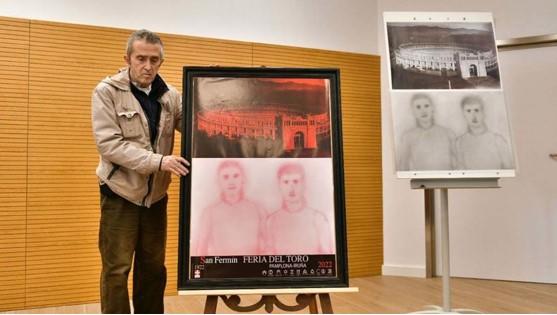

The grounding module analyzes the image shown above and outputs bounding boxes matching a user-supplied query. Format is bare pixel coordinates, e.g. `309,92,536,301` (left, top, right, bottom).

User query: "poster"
384,12,517,178
178,67,348,290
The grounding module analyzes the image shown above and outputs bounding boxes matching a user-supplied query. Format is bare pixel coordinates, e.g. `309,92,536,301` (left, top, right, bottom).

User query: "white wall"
0,0,378,54
379,0,557,283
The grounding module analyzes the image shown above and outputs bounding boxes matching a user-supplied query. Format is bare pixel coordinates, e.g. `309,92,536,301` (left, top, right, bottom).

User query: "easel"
179,287,358,314
411,178,499,313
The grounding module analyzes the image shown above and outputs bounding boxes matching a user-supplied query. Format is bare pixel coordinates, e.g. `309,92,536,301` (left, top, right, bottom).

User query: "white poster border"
383,11,517,179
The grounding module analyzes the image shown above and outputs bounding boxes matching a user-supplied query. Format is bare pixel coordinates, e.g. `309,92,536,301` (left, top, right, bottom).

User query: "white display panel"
384,11,517,178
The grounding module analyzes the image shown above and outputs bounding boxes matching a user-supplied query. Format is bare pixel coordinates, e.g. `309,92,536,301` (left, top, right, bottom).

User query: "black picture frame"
178,66,348,290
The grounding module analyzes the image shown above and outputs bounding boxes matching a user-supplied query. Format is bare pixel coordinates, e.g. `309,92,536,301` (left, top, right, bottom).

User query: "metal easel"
410,31,557,313
412,178,500,313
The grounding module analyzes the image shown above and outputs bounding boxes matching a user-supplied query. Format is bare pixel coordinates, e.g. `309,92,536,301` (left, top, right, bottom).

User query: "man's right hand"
161,155,190,176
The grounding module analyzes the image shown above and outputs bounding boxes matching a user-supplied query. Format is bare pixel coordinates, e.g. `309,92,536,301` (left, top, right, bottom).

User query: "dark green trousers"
99,190,167,314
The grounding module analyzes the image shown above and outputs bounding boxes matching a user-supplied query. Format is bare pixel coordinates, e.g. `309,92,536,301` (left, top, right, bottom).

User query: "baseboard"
382,264,427,278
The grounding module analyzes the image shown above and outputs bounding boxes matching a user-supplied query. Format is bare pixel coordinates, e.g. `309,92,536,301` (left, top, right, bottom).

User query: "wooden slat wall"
25,21,129,308
0,16,381,311
0,17,29,312
252,44,382,276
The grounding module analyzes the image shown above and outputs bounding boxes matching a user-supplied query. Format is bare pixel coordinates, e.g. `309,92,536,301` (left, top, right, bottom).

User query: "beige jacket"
91,68,182,207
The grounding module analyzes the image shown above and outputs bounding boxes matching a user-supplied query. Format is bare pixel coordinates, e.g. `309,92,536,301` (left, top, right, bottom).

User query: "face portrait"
217,164,244,196
411,95,434,128
462,101,485,129
125,39,164,88
279,172,305,204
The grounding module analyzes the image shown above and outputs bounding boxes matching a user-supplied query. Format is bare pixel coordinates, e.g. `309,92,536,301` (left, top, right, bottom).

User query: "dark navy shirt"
129,74,169,146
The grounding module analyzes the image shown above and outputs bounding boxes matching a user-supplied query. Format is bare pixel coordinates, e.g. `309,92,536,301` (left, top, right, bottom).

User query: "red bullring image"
191,77,332,158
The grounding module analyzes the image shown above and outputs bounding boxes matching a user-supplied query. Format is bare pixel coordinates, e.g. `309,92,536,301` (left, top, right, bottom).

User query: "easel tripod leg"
437,188,451,312
318,293,333,313
204,295,218,314
308,294,318,313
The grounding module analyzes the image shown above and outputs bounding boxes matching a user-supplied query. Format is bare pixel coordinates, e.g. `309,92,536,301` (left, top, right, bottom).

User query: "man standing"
456,96,514,170
91,29,189,313
398,93,456,171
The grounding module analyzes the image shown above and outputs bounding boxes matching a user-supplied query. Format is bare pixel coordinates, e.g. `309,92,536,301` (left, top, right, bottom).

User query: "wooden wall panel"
252,44,383,277
0,17,28,312
25,20,130,308
0,16,380,311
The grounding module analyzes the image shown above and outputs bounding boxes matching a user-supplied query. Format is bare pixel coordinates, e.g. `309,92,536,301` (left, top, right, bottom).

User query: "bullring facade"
196,108,330,151
394,44,498,79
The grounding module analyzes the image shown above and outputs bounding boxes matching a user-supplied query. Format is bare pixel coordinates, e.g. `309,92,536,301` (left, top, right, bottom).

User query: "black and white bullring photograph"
386,22,501,90
390,91,515,177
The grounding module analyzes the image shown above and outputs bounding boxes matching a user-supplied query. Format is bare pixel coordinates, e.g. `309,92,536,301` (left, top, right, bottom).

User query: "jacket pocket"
117,110,142,138
107,164,120,180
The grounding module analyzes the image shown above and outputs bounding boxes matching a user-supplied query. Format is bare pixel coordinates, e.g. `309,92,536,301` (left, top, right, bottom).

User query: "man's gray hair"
126,29,164,59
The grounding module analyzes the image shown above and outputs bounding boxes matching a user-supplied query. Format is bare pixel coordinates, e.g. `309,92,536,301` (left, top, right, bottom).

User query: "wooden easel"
179,287,359,314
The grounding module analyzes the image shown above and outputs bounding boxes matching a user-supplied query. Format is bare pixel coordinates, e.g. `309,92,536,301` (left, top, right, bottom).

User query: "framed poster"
384,12,517,178
178,67,349,290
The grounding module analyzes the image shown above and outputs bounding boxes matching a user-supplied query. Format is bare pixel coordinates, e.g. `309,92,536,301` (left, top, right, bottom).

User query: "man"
91,29,189,314
456,96,514,170
194,160,266,256
398,93,456,171
266,163,334,255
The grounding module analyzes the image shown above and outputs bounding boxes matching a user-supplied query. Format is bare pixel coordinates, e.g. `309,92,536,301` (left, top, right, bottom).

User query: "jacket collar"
102,67,131,91
102,68,169,97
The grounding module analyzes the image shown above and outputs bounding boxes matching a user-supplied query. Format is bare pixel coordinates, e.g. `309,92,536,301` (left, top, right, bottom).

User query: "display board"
178,67,349,290
384,12,516,178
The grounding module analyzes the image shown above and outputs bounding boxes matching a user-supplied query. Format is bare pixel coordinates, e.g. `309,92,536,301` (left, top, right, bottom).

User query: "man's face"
279,172,304,203
411,97,434,128
125,39,163,88
462,102,484,129
218,166,243,195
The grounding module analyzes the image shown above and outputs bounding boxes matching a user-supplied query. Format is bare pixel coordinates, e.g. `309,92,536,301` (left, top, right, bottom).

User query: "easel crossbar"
178,287,358,296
